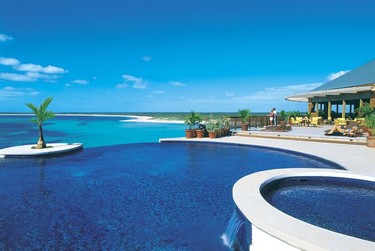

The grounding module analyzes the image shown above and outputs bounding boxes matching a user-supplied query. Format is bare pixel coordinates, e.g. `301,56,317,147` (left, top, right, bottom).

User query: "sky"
1,0,375,113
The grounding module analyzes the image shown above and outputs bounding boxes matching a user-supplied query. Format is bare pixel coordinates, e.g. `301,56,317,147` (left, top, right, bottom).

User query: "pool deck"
160,125,375,177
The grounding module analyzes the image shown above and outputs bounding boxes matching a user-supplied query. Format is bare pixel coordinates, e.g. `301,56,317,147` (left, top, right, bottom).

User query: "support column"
327,101,332,120
359,99,364,107
308,99,314,113
342,100,346,118
370,91,375,108
315,102,319,116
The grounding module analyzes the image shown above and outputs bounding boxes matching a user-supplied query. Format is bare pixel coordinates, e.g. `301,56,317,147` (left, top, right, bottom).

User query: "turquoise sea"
0,115,186,148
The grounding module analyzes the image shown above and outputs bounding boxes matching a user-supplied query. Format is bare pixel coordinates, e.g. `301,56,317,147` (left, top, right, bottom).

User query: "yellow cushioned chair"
310,117,322,127
334,118,347,127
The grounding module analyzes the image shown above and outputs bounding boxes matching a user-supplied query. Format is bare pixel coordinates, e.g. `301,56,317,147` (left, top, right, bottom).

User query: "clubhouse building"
287,59,375,119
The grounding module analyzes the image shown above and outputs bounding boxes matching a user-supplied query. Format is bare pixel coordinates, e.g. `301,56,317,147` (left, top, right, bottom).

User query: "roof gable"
313,59,375,91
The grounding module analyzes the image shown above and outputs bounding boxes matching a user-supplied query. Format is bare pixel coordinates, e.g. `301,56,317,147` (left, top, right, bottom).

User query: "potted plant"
25,97,55,149
184,111,201,138
205,119,218,139
220,115,230,136
355,103,374,118
238,108,251,131
365,113,375,148
196,123,206,138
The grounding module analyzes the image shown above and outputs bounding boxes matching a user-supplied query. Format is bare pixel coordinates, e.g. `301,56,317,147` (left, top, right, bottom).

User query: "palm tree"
26,97,55,149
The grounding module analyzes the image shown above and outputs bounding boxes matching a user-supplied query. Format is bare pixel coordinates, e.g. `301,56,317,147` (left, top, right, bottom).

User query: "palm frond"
44,111,55,121
25,97,55,125
29,117,38,124
25,103,38,114
39,97,53,114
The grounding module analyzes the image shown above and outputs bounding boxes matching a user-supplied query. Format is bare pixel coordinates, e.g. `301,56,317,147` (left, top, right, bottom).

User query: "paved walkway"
160,125,375,176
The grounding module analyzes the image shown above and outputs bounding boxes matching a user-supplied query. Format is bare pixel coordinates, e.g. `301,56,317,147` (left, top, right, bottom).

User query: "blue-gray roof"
313,59,375,91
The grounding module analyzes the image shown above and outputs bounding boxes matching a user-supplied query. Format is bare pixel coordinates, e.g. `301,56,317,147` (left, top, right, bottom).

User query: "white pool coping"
233,168,375,251
0,143,83,157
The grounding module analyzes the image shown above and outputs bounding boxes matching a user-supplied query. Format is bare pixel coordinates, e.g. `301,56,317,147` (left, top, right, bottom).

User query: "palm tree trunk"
37,125,46,149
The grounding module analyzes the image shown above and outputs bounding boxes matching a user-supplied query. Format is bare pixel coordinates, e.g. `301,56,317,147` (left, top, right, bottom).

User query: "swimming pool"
262,176,375,242
0,142,341,250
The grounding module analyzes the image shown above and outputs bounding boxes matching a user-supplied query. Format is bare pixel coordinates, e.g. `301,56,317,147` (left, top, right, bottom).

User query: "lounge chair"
324,122,362,137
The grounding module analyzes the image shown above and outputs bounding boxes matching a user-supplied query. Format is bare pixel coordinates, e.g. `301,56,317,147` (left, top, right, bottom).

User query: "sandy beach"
0,113,185,124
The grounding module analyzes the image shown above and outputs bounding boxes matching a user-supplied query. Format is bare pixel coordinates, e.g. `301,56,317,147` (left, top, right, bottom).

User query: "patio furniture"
310,117,322,127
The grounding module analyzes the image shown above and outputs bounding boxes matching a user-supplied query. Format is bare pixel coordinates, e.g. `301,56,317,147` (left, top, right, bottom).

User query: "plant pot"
208,131,217,139
367,136,375,148
241,124,249,131
217,129,223,138
224,128,230,136
196,129,205,138
185,129,196,138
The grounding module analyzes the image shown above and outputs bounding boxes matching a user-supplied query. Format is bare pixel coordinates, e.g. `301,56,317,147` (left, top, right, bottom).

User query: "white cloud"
118,74,147,89
142,56,152,62
152,90,165,94
170,81,186,87
71,79,89,85
327,70,350,81
0,72,38,82
0,57,20,66
225,92,235,97
0,86,39,97
122,74,142,83
14,63,67,74
0,72,60,82
0,34,13,42
133,82,147,89
235,83,323,102
116,83,129,89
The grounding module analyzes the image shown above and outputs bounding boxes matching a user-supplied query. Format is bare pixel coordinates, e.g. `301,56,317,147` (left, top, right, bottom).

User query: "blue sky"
1,0,375,113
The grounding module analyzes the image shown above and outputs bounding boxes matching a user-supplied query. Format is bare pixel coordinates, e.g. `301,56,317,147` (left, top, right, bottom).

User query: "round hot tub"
233,169,375,251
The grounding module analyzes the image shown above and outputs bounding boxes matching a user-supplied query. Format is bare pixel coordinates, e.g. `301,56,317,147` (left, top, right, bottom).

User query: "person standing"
272,108,277,126
268,109,274,126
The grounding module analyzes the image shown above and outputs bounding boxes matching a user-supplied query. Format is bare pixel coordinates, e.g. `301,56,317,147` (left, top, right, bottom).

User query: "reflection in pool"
0,142,341,250
262,176,375,242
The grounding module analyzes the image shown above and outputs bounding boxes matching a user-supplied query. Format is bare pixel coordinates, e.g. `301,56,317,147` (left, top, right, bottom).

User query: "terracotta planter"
185,129,196,138
367,136,375,148
208,131,217,139
196,129,205,138
241,124,249,131
224,128,230,136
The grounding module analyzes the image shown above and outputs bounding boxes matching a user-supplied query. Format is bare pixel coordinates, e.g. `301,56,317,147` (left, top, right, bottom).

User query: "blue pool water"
0,115,342,250
262,177,375,242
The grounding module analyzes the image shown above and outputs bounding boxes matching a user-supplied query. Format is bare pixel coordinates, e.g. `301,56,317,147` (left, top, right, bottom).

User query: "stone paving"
161,125,375,176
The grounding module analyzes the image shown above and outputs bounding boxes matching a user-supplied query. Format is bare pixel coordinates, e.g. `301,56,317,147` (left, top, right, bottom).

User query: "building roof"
313,59,375,91
286,59,375,102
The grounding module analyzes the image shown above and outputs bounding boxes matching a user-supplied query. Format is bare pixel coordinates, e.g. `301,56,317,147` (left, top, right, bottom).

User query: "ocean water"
0,115,341,250
0,115,186,148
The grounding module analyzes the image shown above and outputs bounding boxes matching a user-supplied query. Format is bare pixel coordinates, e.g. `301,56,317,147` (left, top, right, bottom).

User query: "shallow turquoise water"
0,115,186,148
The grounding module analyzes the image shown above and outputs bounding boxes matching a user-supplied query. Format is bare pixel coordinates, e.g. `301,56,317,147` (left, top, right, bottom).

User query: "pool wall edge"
233,168,375,251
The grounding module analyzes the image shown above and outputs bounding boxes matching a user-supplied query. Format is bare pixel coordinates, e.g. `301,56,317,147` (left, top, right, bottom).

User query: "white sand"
120,115,184,124
0,113,184,124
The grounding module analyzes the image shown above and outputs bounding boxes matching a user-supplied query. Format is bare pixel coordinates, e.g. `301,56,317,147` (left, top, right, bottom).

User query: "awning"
286,85,374,102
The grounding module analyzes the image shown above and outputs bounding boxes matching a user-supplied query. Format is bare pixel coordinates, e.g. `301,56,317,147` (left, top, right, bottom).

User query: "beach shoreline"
0,113,184,124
